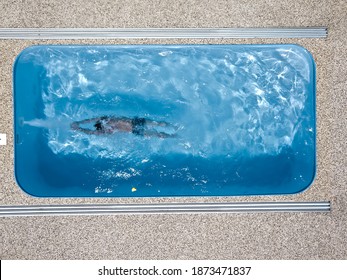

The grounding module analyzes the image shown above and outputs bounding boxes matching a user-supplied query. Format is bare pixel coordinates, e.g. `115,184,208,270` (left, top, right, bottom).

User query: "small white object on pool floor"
0,134,7,145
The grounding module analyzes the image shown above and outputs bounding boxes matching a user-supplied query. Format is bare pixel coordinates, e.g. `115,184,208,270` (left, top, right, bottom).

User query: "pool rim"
12,43,317,198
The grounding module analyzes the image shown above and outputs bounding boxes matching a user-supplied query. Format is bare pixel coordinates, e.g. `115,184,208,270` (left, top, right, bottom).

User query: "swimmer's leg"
145,119,179,130
144,119,167,127
143,129,176,139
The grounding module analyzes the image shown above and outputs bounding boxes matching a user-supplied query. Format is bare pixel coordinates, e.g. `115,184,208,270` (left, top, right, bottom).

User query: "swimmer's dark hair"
94,121,103,131
94,116,108,131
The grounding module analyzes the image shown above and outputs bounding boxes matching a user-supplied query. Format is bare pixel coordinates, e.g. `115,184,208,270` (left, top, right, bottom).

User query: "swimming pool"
13,44,316,197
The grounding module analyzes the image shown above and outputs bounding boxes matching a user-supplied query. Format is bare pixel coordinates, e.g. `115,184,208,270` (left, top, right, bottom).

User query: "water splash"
23,118,70,129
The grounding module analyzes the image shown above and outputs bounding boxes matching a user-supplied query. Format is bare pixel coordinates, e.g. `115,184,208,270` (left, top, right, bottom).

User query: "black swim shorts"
131,117,146,136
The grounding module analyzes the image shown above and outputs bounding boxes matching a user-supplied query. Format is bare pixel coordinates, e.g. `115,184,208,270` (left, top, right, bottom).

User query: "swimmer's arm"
71,125,104,135
72,117,125,127
72,117,103,125
70,121,104,135
70,117,104,131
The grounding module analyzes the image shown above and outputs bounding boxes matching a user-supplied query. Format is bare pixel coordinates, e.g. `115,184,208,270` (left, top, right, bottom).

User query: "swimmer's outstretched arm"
72,116,128,126
70,125,104,135
72,117,103,125
70,118,104,135
78,128,104,135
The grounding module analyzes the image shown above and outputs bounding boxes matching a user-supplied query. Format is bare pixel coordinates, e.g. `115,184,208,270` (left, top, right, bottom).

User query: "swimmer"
70,116,177,138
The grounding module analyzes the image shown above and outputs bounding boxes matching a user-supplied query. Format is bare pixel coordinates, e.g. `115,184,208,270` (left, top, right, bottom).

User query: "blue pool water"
14,44,316,197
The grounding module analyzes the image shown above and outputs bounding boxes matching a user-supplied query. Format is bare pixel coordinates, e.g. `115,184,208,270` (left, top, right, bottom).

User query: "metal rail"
0,27,328,39
0,202,330,216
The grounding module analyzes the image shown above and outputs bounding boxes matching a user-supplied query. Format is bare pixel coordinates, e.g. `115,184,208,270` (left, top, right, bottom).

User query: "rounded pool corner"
13,45,42,73
292,160,317,195
14,166,43,198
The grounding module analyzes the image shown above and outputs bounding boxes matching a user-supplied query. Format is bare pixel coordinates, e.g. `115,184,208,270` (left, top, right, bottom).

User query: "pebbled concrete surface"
0,0,346,259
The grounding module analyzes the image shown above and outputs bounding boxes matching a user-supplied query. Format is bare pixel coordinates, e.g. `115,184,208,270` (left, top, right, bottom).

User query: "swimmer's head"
94,121,103,131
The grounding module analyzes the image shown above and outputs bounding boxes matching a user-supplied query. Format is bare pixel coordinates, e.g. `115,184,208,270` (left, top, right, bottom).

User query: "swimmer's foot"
158,132,177,138
146,120,178,128
144,130,176,139
146,120,169,127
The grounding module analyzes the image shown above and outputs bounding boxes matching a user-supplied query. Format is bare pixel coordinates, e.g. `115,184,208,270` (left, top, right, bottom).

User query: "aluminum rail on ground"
0,28,328,39
0,202,330,216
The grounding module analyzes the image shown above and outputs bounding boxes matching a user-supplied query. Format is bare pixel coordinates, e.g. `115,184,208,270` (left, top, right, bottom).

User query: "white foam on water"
23,118,70,130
